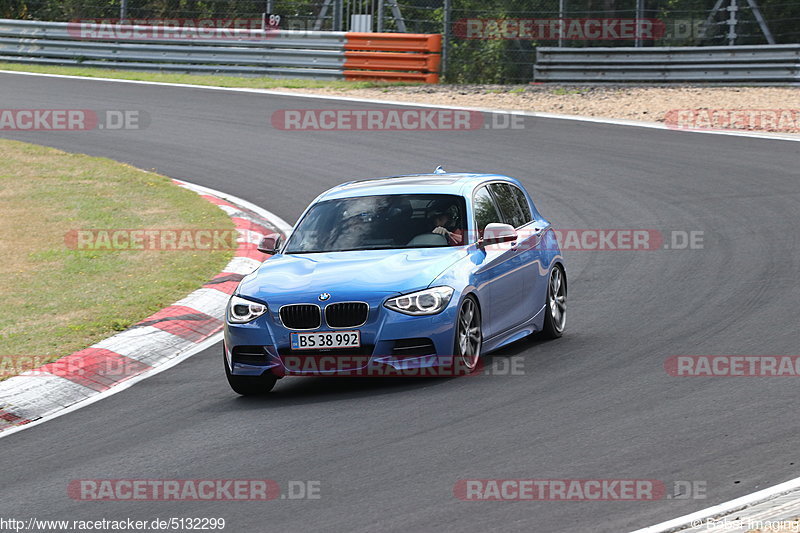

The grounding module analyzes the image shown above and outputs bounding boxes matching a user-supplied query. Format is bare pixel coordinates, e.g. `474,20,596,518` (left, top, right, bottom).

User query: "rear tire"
541,265,567,339
224,352,277,395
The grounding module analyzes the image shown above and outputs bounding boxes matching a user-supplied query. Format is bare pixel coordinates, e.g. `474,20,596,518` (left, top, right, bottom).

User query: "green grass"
0,139,235,378
0,62,419,90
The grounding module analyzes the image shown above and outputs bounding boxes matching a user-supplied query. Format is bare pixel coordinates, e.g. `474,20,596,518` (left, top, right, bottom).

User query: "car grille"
279,304,321,330
325,302,369,328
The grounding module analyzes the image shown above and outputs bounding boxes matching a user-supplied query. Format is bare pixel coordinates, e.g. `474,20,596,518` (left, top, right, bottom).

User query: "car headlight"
227,295,268,324
384,286,454,316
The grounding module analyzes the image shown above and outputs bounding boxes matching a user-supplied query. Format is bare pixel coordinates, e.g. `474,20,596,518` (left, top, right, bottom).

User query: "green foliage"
446,38,534,84
443,0,546,83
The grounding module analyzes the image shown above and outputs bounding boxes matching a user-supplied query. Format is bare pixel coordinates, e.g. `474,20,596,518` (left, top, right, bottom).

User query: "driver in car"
430,206,464,246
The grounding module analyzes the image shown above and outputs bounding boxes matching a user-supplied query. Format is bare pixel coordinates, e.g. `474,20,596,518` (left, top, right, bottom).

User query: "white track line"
1,69,799,143
0,331,221,440
630,478,800,532
174,178,293,234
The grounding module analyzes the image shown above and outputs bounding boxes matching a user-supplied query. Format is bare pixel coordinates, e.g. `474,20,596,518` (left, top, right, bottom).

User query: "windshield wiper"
287,245,396,254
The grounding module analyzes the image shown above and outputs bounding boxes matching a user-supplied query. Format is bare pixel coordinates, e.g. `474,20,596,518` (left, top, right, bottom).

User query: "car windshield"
284,194,468,253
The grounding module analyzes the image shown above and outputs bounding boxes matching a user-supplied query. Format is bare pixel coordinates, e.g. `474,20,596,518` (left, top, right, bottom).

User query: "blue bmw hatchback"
224,169,566,394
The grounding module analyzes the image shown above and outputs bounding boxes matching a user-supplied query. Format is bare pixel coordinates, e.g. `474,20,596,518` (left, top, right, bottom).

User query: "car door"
471,184,528,338
487,182,543,332
489,182,548,325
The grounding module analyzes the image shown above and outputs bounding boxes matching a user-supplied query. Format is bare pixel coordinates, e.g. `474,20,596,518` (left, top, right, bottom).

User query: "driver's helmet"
426,200,459,228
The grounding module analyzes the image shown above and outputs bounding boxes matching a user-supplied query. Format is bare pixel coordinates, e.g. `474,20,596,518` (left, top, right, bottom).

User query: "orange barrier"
344,51,441,72
344,32,441,83
344,71,439,83
345,33,442,53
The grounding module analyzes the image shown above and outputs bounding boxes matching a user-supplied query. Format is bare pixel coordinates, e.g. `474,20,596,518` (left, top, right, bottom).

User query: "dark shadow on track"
225,375,452,407
222,332,561,408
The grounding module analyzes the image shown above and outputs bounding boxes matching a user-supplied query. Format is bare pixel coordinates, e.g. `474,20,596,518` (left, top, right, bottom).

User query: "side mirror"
257,233,282,255
479,223,517,248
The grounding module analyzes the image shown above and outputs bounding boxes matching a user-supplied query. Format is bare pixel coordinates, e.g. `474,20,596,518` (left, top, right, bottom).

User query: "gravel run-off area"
287,85,800,134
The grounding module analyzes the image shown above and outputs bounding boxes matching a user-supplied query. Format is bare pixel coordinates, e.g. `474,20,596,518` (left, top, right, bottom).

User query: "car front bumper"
224,293,462,377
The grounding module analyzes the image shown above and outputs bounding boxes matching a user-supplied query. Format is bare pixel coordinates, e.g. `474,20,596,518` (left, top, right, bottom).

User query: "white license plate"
290,331,361,350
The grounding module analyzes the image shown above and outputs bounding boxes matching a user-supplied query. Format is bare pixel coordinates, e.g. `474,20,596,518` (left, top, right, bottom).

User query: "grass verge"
0,139,234,379
0,62,416,90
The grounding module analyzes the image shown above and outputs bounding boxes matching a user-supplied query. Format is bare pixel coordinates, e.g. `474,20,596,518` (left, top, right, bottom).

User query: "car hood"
238,247,467,302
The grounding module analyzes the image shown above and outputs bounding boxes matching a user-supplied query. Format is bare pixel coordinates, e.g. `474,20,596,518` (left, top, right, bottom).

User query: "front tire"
224,352,277,395
453,295,482,374
541,265,567,339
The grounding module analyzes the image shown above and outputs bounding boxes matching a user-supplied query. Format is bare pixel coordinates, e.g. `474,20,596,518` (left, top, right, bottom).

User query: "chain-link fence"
2,0,799,82
445,0,800,83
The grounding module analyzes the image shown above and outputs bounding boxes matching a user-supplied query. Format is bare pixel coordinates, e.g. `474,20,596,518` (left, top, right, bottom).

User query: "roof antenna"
434,165,446,174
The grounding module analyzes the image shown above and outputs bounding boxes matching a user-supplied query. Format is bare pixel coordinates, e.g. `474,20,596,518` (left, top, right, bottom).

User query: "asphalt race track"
1,73,798,532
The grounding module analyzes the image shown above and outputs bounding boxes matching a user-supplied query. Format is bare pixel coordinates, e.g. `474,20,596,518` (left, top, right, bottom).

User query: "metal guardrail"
0,19,347,48
534,45,800,84
0,19,441,82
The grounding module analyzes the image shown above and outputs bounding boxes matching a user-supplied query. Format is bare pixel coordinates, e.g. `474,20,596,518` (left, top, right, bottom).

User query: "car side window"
489,183,529,228
473,186,502,238
509,185,533,225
